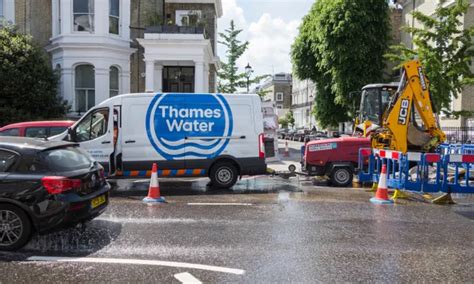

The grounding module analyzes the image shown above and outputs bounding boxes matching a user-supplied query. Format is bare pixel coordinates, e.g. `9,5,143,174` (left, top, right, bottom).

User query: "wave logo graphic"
146,93,233,160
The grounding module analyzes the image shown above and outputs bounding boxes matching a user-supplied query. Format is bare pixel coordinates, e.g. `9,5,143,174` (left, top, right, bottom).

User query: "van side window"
0,150,18,172
75,108,109,142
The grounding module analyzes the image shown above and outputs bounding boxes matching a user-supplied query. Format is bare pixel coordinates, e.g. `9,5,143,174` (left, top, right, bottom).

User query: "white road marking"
27,256,245,275
174,272,202,284
187,203,253,206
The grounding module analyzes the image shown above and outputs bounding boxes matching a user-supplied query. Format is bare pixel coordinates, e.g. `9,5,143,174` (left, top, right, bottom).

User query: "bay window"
109,0,120,34
73,0,94,32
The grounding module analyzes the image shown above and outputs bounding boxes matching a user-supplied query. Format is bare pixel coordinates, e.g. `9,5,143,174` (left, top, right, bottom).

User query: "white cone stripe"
450,154,462,163
150,171,159,187
378,172,387,189
407,152,422,161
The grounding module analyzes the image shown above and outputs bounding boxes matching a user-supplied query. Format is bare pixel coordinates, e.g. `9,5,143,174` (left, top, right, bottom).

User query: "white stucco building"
291,77,317,130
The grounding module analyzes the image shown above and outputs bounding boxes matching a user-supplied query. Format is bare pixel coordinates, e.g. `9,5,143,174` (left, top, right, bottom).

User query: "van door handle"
101,141,111,144
125,140,136,144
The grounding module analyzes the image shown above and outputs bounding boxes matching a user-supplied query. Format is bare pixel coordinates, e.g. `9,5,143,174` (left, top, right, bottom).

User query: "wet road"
1,176,473,283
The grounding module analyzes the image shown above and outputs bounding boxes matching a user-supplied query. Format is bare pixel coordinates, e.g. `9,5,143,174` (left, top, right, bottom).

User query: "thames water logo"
146,94,233,160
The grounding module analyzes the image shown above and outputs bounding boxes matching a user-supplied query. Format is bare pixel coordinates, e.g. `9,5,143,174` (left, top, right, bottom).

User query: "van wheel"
329,167,353,187
210,162,238,189
0,204,32,251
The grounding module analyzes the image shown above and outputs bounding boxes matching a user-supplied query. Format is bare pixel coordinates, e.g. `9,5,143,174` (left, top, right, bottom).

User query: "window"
73,0,94,32
25,127,48,138
110,66,119,97
74,108,109,142
175,10,201,27
0,128,20,136
39,147,94,171
75,64,95,113
109,0,119,34
0,0,4,17
0,150,17,172
276,92,284,102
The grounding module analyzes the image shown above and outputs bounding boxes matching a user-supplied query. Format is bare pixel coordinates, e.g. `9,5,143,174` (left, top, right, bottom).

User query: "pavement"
266,139,304,172
0,164,473,282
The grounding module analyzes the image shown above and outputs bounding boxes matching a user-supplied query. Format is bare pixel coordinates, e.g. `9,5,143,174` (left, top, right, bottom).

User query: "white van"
54,93,267,188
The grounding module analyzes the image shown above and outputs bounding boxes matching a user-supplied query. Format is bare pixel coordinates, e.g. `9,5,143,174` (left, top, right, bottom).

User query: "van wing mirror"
67,127,76,142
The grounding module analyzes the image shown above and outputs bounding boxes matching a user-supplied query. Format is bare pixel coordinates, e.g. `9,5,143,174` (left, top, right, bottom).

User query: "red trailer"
301,137,370,186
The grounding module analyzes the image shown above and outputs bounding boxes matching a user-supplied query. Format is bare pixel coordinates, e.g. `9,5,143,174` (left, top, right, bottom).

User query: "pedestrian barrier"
358,144,474,202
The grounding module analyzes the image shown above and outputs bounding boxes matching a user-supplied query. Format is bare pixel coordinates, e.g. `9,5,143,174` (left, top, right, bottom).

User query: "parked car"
277,129,289,139
293,129,308,142
0,137,110,250
285,129,296,140
0,121,75,138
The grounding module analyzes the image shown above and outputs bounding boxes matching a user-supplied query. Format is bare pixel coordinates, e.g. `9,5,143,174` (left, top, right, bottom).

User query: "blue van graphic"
146,94,234,160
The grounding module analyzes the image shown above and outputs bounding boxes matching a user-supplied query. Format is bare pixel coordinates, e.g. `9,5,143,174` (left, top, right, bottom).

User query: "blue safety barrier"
359,145,474,194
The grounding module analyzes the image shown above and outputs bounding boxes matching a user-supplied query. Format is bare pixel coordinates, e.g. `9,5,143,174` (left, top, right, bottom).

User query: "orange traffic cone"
143,163,166,203
284,141,290,157
370,163,393,204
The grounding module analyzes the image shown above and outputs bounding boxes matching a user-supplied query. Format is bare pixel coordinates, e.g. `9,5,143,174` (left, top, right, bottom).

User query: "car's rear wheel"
209,161,238,189
329,167,353,187
0,204,32,251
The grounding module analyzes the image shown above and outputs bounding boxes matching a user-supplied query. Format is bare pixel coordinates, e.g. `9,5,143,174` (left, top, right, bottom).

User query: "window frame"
276,92,284,102
73,0,95,33
75,64,95,113
109,0,120,35
109,66,120,97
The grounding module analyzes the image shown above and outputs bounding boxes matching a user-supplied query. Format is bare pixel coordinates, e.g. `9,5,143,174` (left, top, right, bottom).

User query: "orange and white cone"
143,163,166,203
284,141,290,157
370,163,393,204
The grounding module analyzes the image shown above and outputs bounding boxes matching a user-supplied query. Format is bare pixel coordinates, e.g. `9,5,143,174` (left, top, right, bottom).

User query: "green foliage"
286,110,295,128
0,26,68,126
385,0,474,113
217,20,264,93
278,117,289,129
291,0,390,128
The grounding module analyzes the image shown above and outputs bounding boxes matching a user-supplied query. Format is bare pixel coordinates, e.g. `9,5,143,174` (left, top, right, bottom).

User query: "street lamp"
245,63,253,93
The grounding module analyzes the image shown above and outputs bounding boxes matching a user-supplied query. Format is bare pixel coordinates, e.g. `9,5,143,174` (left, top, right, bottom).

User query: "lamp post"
245,63,253,93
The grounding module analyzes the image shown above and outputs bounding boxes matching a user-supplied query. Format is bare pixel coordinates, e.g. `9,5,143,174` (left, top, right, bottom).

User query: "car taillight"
41,176,81,195
258,133,265,159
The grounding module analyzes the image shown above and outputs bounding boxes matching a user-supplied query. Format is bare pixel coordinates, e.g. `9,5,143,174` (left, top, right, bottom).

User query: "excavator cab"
355,83,398,135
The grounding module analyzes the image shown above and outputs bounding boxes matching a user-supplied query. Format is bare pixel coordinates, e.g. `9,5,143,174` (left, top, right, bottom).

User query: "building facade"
291,77,317,130
259,73,292,118
3,0,221,117
399,0,474,127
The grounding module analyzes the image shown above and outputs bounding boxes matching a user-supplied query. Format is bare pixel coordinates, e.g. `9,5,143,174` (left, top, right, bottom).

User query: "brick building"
259,73,292,119
0,0,221,117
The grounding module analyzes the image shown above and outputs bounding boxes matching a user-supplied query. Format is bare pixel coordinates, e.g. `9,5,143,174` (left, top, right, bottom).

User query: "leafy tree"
278,117,289,129
217,20,267,93
286,110,295,128
0,26,68,126
385,0,474,115
291,0,390,127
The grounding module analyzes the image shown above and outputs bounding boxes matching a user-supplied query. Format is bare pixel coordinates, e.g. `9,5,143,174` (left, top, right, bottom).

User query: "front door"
71,107,115,172
163,66,195,93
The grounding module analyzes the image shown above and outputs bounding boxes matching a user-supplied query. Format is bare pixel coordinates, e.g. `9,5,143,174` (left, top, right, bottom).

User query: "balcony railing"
145,25,209,38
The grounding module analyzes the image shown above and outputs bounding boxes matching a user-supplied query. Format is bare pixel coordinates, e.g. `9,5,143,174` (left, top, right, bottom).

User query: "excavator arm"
371,60,446,153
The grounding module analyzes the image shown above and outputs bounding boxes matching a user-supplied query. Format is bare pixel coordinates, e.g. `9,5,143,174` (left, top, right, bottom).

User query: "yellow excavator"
360,59,446,153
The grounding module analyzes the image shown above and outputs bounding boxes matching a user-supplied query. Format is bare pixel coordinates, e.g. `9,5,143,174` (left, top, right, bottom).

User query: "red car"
0,121,75,138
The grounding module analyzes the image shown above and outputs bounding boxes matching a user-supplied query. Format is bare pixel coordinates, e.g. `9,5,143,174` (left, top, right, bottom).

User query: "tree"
385,0,474,115
278,117,289,129
0,26,68,126
291,0,390,128
217,20,268,93
286,110,295,128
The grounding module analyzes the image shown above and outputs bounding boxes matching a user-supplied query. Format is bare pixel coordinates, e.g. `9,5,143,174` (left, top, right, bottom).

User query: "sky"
217,0,314,78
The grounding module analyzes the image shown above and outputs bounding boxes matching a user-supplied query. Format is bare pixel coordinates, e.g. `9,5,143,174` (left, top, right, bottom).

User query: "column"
52,0,58,36
61,67,74,113
60,0,71,34
95,65,110,105
145,60,155,92
121,0,131,40
155,64,163,93
95,0,108,35
194,61,204,93
203,64,210,93
120,64,131,94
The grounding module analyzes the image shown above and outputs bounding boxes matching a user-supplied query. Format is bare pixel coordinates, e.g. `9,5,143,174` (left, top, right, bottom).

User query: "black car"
0,137,110,250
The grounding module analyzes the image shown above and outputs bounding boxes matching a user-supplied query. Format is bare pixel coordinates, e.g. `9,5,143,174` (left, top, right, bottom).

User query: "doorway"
163,66,195,93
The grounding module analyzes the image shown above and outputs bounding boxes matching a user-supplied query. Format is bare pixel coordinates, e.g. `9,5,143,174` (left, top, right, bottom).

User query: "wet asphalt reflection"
0,175,473,283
